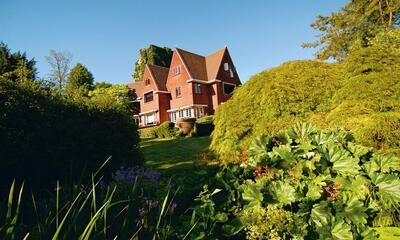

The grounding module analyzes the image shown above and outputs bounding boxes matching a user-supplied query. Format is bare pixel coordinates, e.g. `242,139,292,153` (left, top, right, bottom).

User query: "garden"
1,0,400,239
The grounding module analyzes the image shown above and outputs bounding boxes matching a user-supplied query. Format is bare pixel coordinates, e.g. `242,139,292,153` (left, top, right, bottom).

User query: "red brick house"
128,47,241,127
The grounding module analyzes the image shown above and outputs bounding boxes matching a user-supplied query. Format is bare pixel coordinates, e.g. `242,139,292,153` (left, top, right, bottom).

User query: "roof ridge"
147,63,170,70
175,47,206,59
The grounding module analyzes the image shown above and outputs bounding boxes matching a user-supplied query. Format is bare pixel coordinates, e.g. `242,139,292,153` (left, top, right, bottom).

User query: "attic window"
224,63,229,72
173,65,181,76
145,79,150,85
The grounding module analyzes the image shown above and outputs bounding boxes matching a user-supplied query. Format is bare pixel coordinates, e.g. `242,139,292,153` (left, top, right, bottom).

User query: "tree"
88,84,131,110
133,44,172,82
303,0,400,60
0,42,36,81
45,49,72,90
66,63,94,97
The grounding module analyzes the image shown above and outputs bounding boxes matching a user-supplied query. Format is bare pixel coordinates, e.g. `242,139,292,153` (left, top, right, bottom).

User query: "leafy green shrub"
0,80,141,191
139,126,158,138
139,122,179,139
191,115,214,137
211,60,342,163
212,29,400,163
187,123,400,239
154,121,179,138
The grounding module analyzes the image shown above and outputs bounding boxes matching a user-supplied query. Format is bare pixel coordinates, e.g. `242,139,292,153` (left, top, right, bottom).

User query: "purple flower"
170,202,177,214
138,207,146,217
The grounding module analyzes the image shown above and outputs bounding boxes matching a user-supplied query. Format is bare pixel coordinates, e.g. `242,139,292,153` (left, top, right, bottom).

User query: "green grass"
140,136,216,174
140,136,218,209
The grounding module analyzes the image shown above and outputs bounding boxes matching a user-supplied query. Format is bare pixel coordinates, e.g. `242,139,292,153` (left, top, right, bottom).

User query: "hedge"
0,80,141,191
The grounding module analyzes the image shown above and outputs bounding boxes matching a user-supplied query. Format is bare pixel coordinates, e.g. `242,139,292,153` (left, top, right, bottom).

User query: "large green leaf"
324,147,360,176
248,136,270,167
269,181,298,205
311,202,331,227
337,197,367,225
347,142,371,159
331,220,353,240
240,180,264,208
290,122,317,140
370,173,400,207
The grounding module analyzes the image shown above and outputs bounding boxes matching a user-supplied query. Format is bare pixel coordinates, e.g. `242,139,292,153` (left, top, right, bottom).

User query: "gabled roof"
147,64,169,91
205,47,226,80
175,47,228,81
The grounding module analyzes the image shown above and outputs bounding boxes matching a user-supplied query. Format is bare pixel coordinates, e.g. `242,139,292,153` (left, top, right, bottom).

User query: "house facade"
128,47,241,128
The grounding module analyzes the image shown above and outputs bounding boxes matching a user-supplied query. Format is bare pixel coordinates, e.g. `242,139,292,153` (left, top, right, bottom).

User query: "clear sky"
1,0,347,84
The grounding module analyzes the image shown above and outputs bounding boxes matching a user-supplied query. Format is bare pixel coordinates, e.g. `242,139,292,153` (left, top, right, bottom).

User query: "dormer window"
224,63,229,72
145,79,150,85
172,65,181,76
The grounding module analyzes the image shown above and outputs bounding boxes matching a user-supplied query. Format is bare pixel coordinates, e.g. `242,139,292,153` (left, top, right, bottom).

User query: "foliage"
212,29,400,163
211,60,342,163
133,44,173,82
0,79,141,191
303,0,400,60
189,123,400,239
88,83,132,111
191,115,215,137
0,162,180,239
139,121,179,139
66,63,94,97
0,42,36,82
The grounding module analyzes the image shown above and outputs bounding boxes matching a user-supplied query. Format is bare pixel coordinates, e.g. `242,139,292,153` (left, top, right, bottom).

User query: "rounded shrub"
211,60,342,163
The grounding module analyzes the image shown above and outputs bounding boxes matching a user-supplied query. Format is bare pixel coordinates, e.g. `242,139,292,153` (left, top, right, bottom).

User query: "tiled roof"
205,47,226,80
147,64,169,91
176,47,227,81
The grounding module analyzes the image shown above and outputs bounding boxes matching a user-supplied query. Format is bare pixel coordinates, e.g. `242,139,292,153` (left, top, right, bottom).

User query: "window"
194,108,204,118
224,63,229,72
172,65,181,76
145,79,150,85
223,83,235,95
146,114,155,125
194,83,201,94
144,91,154,103
185,109,191,117
175,86,182,97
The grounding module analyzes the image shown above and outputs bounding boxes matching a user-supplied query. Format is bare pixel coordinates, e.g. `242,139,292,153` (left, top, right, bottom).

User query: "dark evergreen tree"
0,42,37,81
66,63,94,96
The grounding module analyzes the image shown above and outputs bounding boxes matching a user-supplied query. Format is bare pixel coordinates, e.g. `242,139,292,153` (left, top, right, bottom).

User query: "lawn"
140,136,218,207
140,136,216,174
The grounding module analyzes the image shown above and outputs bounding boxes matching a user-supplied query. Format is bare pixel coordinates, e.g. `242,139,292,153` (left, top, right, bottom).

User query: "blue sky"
1,0,347,84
